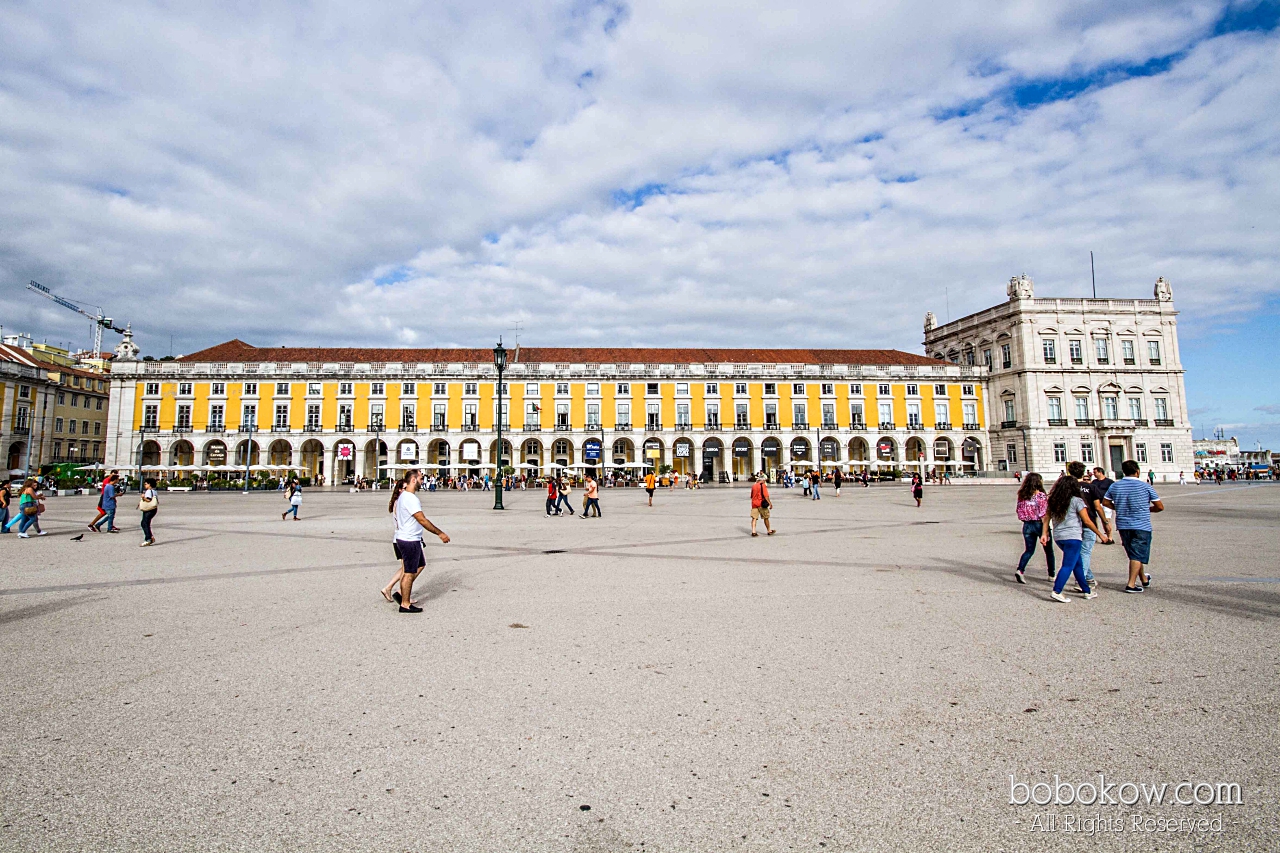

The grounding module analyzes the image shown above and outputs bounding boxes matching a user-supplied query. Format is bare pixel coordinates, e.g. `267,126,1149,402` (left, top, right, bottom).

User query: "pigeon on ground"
70,533,84,541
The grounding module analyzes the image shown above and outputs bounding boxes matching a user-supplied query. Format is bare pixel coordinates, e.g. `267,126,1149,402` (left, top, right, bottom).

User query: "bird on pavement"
70,533,84,541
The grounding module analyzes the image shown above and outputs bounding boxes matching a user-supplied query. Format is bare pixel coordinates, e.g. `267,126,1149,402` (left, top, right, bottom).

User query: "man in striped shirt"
1103,460,1164,594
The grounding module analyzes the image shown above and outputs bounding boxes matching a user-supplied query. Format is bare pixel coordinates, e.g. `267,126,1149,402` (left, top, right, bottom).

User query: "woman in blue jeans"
1014,473,1054,583
1042,472,1110,603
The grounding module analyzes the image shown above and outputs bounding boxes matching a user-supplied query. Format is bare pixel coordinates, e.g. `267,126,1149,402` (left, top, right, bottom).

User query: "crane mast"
24,280,128,357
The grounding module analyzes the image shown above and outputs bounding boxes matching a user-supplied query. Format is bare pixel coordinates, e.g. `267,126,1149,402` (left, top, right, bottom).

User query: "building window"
145,382,160,396
793,402,807,426
934,401,949,426
676,383,689,395
143,405,159,429
588,403,601,427
983,348,993,367
675,403,689,427
822,403,836,428
371,382,385,396
274,404,289,429
306,404,321,430
706,383,719,395
178,382,193,395
764,383,777,396
873,384,888,397
463,404,477,428
211,382,226,396
962,384,974,396
401,404,416,430
463,382,477,395
1136,442,1148,463
850,383,862,395
276,382,290,396
646,383,660,396
1102,396,1119,420
1081,441,1094,463
1148,340,1162,365
370,403,385,429
764,403,778,427
1075,397,1089,420
495,402,508,429
435,404,448,428
176,405,192,430
1006,443,1017,464
338,404,353,429
19,384,30,399
399,382,414,396
93,421,101,436
305,382,319,396
821,383,833,395
1000,344,1012,369
53,440,62,458
522,383,537,396
1122,340,1135,365
934,384,946,395
557,403,571,428
907,402,922,429
735,403,750,429
1128,398,1143,420
1003,399,1015,423
706,403,720,427
646,403,660,430
1094,338,1109,365
1160,443,1174,463
878,401,893,426
735,383,748,395
617,383,630,396
209,405,225,431
555,382,570,395
850,403,864,427
1053,442,1066,463
1069,340,1083,364
792,383,805,395
1042,339,1056,364
906,383,918,396
55,417,65,433
1154,398,1169,421
1047,397,1063,421
616,403,630,426
96,398,103,410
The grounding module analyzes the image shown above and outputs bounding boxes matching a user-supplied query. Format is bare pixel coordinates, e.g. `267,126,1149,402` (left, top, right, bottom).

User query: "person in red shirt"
545,478,560,517
750,472,775,537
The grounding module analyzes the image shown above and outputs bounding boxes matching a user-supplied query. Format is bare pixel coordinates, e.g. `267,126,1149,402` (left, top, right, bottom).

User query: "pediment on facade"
1098,381,1122,392
1071,385,1093,394
1151,385,1169,394
1142,329,1164,338
1125,385,1144,395
999,388,1016,398
1043,385,1064,394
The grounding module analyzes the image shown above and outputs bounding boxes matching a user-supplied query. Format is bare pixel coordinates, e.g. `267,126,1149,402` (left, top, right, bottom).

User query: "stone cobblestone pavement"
1,481,1277,852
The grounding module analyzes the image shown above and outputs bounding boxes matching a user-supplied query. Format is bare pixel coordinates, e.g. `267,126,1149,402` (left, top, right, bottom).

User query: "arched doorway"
582,438,602,477
7,441,26,472
905,436,927,473
522,438,544,473
428,439,451,467
672,438,694,477
459,439,482,477
334,441,356,482
551,438,574,469
141,440,162,467
789,437,810,463
876,436,897,469
396,439,419,467
848,437,869,461
701,438,724,483
611,438,634,465
732,437,754,480
820,436,840,463
760,437,782,474
489,438,513,470
962,437,983,473
170,440,194,466
363,439,387,479
203,440,228,468
269,439,293,467
234,440,260,467
642,437,663,470
300,439,324,479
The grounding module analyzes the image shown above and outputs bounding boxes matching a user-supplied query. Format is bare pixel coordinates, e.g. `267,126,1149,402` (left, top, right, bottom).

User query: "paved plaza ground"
1,480,1277,852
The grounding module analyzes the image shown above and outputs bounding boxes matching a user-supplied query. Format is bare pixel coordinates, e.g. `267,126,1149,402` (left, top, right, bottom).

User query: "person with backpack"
281,480,302,521
138,477,159,546
750,472,775,537
555,475,575,515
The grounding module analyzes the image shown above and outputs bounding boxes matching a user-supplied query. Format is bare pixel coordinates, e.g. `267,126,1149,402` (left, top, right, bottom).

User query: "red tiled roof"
0,344,44,369
179,339,939,367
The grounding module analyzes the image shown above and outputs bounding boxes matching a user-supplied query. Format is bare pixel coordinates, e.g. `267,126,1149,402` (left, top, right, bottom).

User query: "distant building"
1192,433,1239,469
923,275,1192,482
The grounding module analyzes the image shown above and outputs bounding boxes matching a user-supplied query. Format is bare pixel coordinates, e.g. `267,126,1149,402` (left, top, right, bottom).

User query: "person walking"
582,475,601,518
382,469,450,613
1042,471,1109,602
545,477,560,516
644,470,656,507
833,466,843,496
911,474,923,507
1014,473,1055,584
138,477,159,546
810,469,821,500
91,474,120,533
1103,460,1164,594
281,480,302,521
87,472,115,532
11,479,46,538
1178,471,1187,485
556,476,575,515
1147,469,1156,486
750,472,775,536
0,480,10,534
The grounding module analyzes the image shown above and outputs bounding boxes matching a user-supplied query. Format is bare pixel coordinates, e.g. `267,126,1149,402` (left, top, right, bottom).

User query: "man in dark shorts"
1103,460,1163,594
644,471,656,507
392,469,451,613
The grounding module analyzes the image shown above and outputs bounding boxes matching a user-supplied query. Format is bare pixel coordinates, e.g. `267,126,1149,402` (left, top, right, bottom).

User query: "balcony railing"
1149,358,1161,366
523,424,542,432
431,424,448,432
675,424,692,432
703,422,721,431
462,423,480,432
792,421,809,431
1071,358,1083,365
735,421,751,431
848,421,866,431
1074,418,1095,426
821,422,837,431
172,426,192,434
336,424,355,432
1047,419,1068,427
1123,358,1136,365
935,421,952,430
398,426,419,434
646,422,662,431
556,423,572,431
878,421,896,431
907,419,923,430
1153,419,1175,427
1044,357,1056,365
236,425,256,433
614,422,632,431
1000,420,1017,429
272,424,292,433
963,422,981,431
303,424,323,433
10,425,30,435
1131,419,1148,427
205,426,226,434
764,422,781,430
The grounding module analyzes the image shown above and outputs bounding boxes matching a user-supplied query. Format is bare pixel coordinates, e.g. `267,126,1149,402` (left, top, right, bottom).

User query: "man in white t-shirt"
393,469,451,613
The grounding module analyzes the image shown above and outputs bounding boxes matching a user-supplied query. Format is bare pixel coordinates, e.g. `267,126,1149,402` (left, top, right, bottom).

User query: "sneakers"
1123,585,1144,594
1050,591,1070,603
1082,590,1097,600
36,531,47,536
17,532,30,539
1014,572,1026,585
1141,573,1152,588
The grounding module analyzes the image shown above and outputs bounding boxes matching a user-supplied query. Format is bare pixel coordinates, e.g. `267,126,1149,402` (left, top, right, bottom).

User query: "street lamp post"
492,339,508,510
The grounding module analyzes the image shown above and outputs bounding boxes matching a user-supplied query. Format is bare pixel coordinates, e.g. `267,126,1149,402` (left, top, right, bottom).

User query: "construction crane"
25,280,128,358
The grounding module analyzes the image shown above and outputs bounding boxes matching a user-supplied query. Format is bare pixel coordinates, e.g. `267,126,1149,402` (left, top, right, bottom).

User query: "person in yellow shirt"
644,471,657,507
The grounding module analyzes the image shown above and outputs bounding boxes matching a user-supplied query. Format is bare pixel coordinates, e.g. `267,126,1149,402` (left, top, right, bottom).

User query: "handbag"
138,494,159,512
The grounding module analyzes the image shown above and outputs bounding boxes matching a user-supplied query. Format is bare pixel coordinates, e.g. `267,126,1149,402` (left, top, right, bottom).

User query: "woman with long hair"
380,476,410,603
1042,473,1110,603
1014,473,1054,583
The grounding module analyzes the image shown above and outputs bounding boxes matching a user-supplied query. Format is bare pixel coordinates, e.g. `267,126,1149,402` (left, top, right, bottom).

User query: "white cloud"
0,0,1276,363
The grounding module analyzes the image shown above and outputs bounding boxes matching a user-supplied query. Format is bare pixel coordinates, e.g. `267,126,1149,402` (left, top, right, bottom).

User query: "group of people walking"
543,475,601,517
1014,459,1162,602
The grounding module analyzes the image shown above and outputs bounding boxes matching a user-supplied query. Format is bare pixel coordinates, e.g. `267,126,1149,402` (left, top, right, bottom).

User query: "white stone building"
923,275,1193,482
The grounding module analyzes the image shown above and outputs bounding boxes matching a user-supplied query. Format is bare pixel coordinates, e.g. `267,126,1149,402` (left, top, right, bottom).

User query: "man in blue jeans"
91,477,120,533
1103,460,1163,594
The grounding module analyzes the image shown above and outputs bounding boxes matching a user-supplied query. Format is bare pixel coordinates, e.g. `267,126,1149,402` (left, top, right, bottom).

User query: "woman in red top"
750,472,775,537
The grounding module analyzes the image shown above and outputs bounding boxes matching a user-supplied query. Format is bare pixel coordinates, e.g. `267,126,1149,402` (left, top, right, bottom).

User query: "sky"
1,1,1278,448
